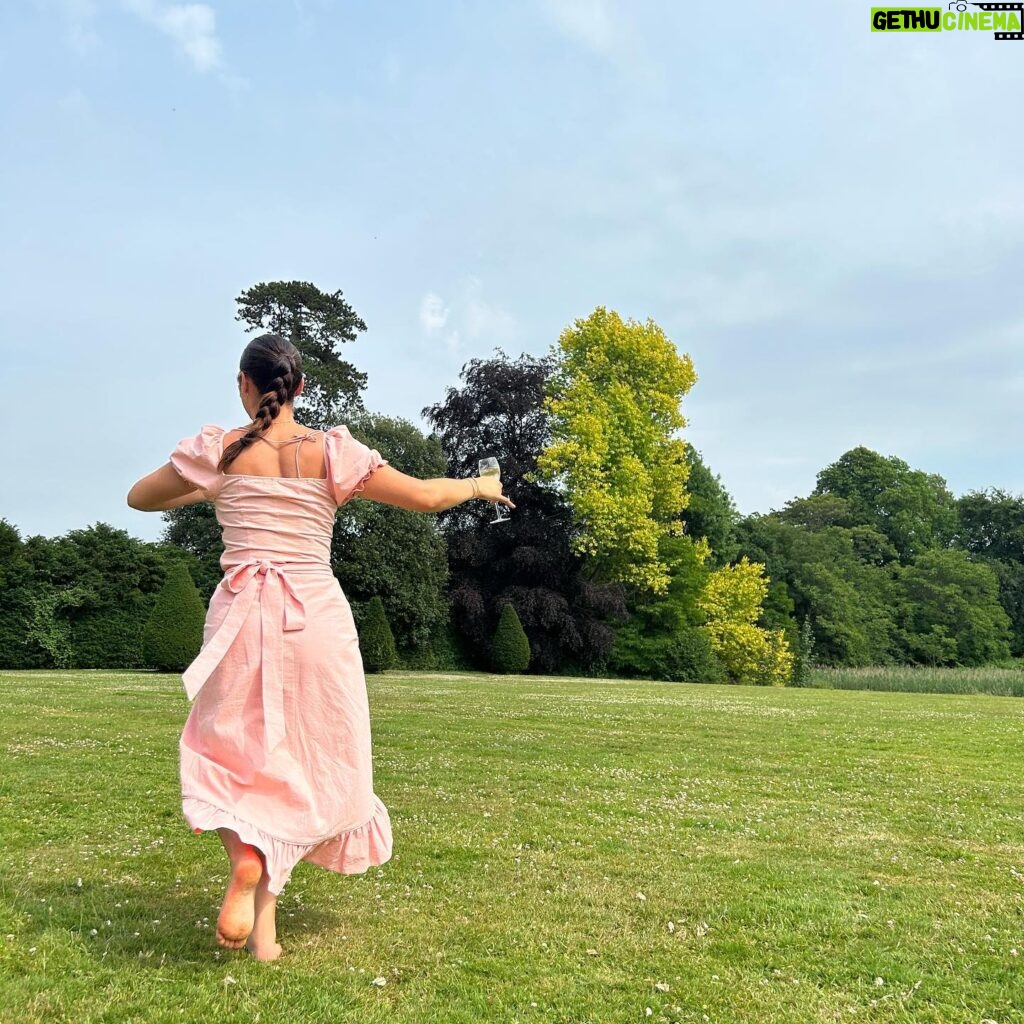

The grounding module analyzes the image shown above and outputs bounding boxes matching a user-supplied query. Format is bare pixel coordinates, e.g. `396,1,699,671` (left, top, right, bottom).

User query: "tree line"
0,283,1019,682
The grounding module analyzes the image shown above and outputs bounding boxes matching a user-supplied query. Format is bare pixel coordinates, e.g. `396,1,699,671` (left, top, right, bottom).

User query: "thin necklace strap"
253,432,321,447
249,431,320,477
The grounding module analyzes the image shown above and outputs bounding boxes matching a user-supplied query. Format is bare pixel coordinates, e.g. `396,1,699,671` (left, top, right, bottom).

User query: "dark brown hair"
217,333,304,473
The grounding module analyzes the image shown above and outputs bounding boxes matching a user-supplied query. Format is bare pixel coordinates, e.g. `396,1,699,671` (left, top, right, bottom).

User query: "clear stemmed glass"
477,457,510,525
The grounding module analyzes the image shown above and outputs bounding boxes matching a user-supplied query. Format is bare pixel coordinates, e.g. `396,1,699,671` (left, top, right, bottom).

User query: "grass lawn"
1,669,1023,1024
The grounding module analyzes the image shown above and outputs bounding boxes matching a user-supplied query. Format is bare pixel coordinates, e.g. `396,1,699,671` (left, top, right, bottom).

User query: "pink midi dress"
168,422,394,895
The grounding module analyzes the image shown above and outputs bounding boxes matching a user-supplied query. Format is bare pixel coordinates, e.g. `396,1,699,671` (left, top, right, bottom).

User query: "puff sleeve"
169,424,226,500
323,425,389,506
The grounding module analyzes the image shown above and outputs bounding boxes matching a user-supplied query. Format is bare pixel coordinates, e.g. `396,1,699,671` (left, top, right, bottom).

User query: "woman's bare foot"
245,936,283,961
215,831,263,949
245,868,282,960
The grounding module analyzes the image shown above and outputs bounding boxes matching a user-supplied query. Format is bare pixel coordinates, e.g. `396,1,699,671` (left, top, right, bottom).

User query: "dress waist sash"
181,557,335,753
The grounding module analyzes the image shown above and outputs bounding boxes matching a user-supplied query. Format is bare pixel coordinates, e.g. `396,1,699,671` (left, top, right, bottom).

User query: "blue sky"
3,1,1022,543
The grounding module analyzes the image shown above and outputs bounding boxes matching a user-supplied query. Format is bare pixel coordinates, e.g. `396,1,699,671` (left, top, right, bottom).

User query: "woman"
126,332,513,961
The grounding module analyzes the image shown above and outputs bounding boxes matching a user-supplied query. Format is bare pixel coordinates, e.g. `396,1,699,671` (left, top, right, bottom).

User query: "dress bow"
181,557,309,754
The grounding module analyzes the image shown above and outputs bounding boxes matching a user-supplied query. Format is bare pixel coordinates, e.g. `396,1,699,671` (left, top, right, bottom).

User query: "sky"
2,0,1022,544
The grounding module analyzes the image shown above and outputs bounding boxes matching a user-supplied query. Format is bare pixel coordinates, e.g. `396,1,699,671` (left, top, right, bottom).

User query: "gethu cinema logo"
871,2,1023,36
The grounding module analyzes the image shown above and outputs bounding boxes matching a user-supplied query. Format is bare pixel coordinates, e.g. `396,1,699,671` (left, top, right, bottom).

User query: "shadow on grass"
7,871,342,968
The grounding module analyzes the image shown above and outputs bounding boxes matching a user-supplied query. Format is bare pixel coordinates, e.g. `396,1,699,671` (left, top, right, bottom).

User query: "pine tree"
359,596,398,673
142,562,206,672
491,603,531,674
790,617,817,686
235,280,369,423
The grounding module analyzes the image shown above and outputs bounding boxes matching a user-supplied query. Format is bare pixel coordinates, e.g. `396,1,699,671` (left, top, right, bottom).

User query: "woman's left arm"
127,463,211,512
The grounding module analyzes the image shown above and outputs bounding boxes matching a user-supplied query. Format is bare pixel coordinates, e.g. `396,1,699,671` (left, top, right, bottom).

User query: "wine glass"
477,457,510,525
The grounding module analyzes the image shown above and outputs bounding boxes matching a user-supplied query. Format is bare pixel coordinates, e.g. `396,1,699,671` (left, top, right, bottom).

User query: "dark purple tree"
423,350,626,674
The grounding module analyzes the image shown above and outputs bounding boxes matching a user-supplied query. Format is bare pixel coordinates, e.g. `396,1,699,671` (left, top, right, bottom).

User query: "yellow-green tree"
698,557,794,686
535,307,697,594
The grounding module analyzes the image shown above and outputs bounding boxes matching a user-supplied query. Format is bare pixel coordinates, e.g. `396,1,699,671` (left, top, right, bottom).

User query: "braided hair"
217,333,304,473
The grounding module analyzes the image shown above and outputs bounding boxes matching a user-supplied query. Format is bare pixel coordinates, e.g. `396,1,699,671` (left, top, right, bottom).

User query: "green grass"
808,664,1024,697
2,669,1023,1024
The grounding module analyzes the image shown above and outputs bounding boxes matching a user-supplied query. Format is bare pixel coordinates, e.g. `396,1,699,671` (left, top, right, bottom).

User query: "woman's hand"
476,474,515,510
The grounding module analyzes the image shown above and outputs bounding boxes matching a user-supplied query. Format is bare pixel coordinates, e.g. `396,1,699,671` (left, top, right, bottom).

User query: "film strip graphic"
968,1,1024,39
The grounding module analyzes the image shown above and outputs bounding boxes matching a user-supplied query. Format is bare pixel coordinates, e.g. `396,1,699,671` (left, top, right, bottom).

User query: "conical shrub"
142,562,206,672
360,595,398,673
491,603,531,674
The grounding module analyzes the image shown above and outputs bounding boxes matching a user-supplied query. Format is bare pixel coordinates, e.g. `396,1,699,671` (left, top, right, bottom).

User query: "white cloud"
541,0,614,53
419,291,449,334
47,0,234,77
42,0,100,54
465,297,516,340
463,277,517,341
122,0,223,72
418,281,517,356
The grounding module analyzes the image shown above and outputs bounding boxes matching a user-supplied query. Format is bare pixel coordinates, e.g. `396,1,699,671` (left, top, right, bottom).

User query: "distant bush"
699,558,794,686
359,596,398,673
142,563,206,672
398,616,471,672
491,604,531,674
609,626,727,684
72,609,147,669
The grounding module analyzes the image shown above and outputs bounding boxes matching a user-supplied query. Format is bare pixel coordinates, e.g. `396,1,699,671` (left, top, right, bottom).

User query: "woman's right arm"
358,465,515,514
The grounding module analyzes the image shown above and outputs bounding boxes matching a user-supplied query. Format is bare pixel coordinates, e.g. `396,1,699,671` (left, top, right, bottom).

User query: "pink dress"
168,423,393,895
